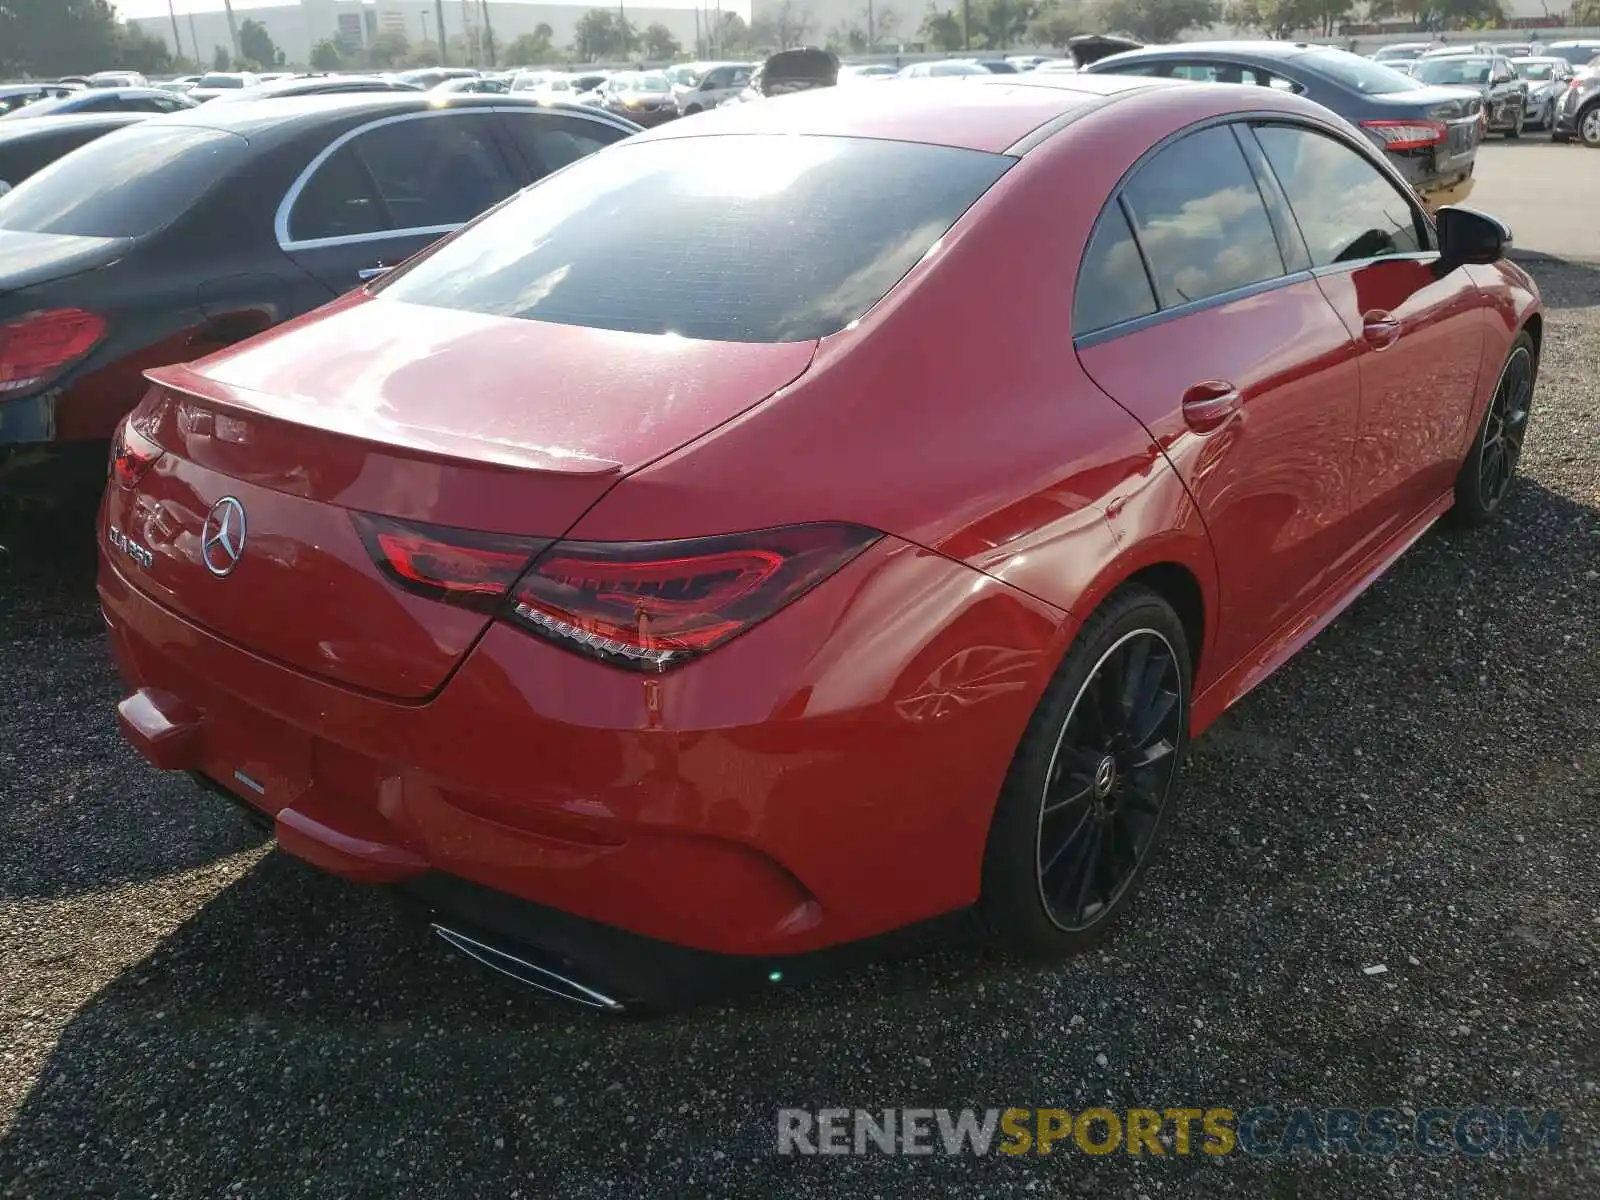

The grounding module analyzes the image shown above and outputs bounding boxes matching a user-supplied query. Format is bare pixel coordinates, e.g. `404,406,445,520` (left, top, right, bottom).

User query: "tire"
1452,331,1535,528
684,103,701,114
1582,103,1600,148
978,583,1191,958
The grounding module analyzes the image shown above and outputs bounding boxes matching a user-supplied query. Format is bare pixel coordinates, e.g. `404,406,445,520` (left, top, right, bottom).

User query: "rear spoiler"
142,363,625,477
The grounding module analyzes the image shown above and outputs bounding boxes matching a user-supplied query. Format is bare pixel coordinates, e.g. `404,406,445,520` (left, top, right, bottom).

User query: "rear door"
1073,122,1365,671
495,109,634,182
278,109,521,295
1249,121,1484,527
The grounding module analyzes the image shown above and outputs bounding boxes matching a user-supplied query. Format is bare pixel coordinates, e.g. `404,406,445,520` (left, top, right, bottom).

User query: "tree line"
914,0,1588,51
0,0,294,79
5,0,1599,82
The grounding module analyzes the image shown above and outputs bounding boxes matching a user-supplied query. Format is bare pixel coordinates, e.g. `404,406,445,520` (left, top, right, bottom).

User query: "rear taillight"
1360,118,1448,151
353,513,549,613
0,307,106,396
506,523,881,672
109,416,164,489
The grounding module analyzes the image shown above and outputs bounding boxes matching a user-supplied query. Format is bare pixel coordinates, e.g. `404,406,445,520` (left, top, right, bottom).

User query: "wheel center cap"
1093,755,1118,800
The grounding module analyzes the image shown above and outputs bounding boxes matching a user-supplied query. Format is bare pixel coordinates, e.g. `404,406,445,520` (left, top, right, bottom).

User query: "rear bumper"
100,534,1067,978
1415,171,1475,211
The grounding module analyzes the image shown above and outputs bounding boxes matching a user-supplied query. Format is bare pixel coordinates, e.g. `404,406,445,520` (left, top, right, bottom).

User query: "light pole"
479,0,496,67
221,0,240,62
166,0,184,61
435,0,450,64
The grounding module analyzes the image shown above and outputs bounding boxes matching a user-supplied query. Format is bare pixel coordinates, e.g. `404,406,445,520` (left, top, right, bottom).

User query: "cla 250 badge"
107,525,154,570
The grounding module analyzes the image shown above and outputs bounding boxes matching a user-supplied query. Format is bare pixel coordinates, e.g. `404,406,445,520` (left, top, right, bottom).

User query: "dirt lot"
1,162,1597,1198
1467,142,1600,263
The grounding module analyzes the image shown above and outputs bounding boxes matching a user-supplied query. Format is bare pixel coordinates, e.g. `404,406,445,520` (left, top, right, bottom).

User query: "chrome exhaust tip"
431,924,626,1012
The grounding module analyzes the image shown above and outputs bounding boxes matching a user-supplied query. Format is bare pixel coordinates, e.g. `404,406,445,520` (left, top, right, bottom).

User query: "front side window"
1254,124,1423,266
1120,125,1286,308
377,134,1012,343
288,114,515,243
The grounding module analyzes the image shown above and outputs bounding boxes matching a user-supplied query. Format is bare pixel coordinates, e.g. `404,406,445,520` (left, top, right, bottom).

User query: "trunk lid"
0,229,127,294
113,292,817,698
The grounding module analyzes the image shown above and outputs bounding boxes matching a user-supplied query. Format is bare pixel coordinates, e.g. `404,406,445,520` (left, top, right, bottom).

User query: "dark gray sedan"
1083,42,1483,207
1552,68,1600,146
1411,52,1528,137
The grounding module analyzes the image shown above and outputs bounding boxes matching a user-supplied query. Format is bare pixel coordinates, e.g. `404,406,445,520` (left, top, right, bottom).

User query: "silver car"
674,62,756,115
1511,56,1576,128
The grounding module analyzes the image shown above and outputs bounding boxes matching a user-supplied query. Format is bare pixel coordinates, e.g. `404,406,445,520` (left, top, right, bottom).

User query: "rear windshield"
0,124,246,238
1412,57,1493,85
1298,48,1422,94
198,74,245,88
378,135,1012,343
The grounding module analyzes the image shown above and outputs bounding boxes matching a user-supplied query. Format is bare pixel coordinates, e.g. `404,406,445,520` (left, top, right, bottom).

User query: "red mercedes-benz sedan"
100,73,1541,1010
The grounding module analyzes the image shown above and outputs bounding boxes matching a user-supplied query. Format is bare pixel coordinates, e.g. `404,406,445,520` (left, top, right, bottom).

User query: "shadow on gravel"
1,478,1595,1198
1509,253,1600,310
0,515,270,903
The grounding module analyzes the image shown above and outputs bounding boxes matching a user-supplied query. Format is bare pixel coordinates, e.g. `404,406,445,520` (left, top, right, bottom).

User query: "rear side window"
1254,125,1423,265
378,134,1012,343
500,112,628,178
1074,202,1157,335
1121,125,1285,308
0,125,246,238
287,113,517,243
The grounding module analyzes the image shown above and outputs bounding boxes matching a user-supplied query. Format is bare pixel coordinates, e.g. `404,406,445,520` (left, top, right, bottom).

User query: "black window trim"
1072,109,1437,349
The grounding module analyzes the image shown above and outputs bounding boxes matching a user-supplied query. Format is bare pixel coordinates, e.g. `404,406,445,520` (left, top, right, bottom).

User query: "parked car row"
0,93,641,492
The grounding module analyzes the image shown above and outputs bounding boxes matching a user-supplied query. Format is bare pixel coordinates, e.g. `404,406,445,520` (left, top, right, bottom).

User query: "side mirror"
1432,206,1511,277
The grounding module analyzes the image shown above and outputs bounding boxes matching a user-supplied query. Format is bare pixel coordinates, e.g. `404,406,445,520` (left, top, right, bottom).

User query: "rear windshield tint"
377,134,1013,343
0,124,245,238
1298,48,1422,94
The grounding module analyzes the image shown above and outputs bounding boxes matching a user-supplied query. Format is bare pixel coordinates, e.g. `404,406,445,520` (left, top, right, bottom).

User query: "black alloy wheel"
980,584,1191,956
1033,629,1183,932
1453,332,1535,526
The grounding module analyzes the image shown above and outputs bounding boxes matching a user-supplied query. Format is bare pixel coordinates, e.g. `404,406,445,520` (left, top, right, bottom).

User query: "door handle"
358,263,392,282
1362,309,1402,348
1181,380,1242,432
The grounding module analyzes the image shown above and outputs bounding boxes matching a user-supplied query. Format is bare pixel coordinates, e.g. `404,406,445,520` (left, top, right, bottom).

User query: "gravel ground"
1,258,1597,1199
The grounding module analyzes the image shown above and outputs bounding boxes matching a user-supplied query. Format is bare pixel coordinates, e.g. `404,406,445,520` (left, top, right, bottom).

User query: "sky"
119,0,294,16
117,1,576,17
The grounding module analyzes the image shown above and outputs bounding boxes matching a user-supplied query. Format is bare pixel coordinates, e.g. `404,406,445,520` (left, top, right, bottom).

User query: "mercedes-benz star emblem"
201,496,247,577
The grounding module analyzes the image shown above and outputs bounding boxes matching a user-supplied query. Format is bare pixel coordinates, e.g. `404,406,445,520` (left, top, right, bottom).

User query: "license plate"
1449,125,1474,151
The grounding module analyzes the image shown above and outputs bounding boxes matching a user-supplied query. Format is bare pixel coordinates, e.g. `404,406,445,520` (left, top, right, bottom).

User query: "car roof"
65,86,176,99
0,112,146,142
639,74,1196,154
1096,40,1336,62
139,91,596,141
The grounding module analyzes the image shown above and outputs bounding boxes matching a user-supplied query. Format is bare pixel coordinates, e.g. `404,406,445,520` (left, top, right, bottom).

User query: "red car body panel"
102,536,1072,952
99,78,1541,981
